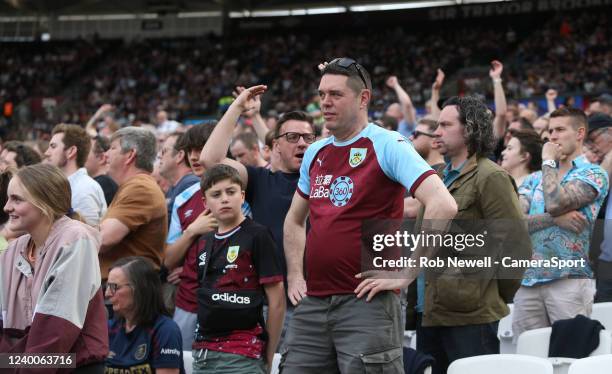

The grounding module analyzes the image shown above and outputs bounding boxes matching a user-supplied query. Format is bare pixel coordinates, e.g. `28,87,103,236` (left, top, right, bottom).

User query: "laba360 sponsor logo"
212,292,251,304
310,174,354,207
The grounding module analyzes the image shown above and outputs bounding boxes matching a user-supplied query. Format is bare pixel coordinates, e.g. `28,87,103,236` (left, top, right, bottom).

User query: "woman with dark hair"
501,129,544,187
105,256,184,374
0,168,14,252
0,163,108,373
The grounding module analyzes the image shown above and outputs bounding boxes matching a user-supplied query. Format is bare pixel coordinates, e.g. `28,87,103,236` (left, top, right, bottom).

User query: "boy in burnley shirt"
193,164,285,374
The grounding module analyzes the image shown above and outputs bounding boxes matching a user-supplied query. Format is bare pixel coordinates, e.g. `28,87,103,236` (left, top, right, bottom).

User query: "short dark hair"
264,130,275,148
231,132,259,151
168,132,189,167
550,107,588,131
3,141,42,167
177,122,216,154
109,256,169,327
376,115,399,131
92,135,111,156
274,111,314,138
321,57,372,94
513,117,534,131
508,129,544,173
52,123,91,168
442,96,496,157
200,164,244,193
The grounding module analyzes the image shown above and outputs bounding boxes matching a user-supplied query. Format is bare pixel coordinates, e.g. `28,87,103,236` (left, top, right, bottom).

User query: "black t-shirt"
246,166,299,276
94,174,118,206
196,218,284,338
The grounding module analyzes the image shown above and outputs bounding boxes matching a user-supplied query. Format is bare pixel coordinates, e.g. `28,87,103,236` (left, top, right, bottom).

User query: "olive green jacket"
419,155,532,327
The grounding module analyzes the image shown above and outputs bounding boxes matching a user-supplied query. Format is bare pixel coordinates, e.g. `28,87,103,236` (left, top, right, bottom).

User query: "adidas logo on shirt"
212,292,251,305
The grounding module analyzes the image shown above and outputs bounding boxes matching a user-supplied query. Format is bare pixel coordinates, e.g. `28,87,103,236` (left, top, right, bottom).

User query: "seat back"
517,327,612,357
568,354,612,374
183,351,193,374
591,302,612,330
448,354,553,374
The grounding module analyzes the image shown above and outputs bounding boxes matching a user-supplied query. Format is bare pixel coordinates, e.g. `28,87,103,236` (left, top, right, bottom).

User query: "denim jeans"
418,320,500,374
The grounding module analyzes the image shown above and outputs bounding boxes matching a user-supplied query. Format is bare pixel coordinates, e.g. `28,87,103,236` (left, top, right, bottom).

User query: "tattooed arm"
520,194,556,233
541,165,597,217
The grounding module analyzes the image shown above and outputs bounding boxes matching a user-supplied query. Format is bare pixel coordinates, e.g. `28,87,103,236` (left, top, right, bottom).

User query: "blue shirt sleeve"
151,317,184,370
575,165,609,201
369,126,433,195
166,198,183,244
297,139,329,197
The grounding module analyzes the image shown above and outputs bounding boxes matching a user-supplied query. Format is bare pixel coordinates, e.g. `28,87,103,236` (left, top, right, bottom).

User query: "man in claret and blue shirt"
280,58,458,373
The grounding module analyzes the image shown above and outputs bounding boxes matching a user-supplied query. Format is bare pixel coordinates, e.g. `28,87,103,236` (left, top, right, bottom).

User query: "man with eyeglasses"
200,89,315,332
587,113,612,302
281,58,457,373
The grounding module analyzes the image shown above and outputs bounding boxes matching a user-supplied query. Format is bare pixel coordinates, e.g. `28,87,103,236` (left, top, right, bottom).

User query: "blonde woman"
0,164,108,373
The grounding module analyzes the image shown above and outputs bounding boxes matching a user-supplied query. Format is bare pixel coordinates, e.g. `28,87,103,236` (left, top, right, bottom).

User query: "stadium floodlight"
251,10,292,17
305,7,347,14
177,11,223,18
58,14,157,21
350,1,456,12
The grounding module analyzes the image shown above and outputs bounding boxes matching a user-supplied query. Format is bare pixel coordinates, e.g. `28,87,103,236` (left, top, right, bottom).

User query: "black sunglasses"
275,132,316,144
329,58,370,90
412,130,439,139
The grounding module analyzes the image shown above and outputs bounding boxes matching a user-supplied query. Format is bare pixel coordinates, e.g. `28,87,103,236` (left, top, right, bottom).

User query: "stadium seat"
568,354,612,374
497,303,516,353
271,353,281,374
447,354,553,374
183,351,193,374
516,327,612,358
591,302,612,330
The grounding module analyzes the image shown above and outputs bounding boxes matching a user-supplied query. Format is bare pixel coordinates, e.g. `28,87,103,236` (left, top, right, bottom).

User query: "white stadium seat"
568,354,612,374
183,351,193,374
448,354,553,374
497,303,516,353
516,327,612,358
591,302,612,330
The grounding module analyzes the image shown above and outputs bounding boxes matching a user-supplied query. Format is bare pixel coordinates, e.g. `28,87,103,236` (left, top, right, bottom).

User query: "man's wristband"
542,160,557,169
492,78,502,84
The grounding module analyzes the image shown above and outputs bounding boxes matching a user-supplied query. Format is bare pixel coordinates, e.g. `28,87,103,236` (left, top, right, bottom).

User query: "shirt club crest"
227,246,240,263
349,148,367,167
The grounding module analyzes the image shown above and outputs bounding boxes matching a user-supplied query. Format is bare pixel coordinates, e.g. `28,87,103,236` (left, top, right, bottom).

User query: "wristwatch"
542,160,557,169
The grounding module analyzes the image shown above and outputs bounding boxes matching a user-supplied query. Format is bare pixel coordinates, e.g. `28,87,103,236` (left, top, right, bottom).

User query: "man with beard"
45,124,107,226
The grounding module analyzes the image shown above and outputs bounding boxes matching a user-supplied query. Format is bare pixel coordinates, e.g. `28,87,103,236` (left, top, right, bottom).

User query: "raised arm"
430,68,445,120
490,60,508,140
386,76,417,125
546,89,558,114
200,85,267,185
85,104,113,137
283,192,309,306
234,86,269,143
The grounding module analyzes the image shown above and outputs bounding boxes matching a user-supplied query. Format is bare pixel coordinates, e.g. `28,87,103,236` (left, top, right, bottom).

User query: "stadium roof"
1,0,511,16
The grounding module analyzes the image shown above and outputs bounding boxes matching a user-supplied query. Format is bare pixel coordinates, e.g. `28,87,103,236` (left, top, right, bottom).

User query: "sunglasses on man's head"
275,132,316,144
328,58,370,90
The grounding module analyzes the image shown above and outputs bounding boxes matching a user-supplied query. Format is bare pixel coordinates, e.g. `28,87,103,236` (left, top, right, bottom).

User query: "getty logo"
212,292,251,305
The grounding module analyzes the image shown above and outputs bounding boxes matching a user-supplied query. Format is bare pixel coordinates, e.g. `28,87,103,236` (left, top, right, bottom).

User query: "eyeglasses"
105,282,131,296
276,132,316,144
329,58,370,90
411,130,439,140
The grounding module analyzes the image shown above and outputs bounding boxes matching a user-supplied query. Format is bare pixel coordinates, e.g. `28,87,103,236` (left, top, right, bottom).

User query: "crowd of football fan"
0,7,612,374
